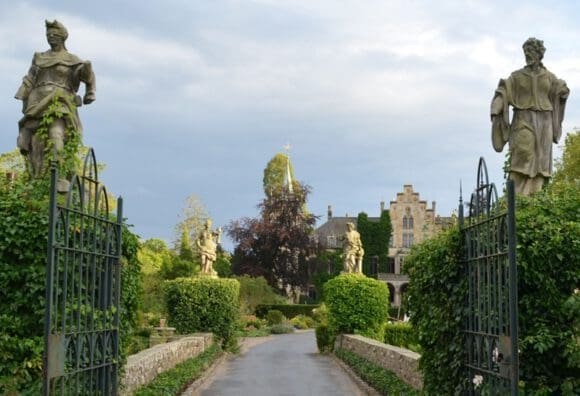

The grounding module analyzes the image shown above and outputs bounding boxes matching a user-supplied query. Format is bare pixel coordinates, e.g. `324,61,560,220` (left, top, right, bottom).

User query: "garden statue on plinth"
197,219,222,277
15,20,96,191
491,37,569,195
342,222,364,274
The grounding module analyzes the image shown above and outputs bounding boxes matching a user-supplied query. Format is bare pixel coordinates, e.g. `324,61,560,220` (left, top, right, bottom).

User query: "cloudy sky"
1,1,578,251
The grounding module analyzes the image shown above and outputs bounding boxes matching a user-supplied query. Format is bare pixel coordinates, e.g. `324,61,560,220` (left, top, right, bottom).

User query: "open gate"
459,158,519,395
43,148,123,395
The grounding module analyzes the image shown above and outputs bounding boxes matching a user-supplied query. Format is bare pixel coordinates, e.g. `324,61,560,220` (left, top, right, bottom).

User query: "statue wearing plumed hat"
15,20,96,190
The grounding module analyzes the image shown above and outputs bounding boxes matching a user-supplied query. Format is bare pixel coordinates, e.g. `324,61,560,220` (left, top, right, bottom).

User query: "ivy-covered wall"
0,178,142,394
357,210,392,274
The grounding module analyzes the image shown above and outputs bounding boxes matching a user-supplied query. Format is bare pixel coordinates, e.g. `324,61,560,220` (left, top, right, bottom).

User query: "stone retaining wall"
120,333,213,395
335,334,423,390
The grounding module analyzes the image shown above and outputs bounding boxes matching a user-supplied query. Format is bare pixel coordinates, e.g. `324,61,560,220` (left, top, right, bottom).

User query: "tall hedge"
165,277,240,349
324,273,389,341
405,183,580,394
0,178,142,394
404,227,465,395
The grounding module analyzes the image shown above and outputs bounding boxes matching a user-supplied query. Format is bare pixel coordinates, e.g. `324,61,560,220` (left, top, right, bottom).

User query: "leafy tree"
227,183,317,299
174,193,209,253
357,210,392,274
263,152,297,197
138,238,172,275
552,130,580,188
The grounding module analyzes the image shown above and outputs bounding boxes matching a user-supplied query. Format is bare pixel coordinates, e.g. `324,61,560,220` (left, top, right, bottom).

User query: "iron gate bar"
460,157,518,396
43,148,122,395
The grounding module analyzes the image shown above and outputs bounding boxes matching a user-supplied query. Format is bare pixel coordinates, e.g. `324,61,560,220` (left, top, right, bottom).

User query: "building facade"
314,184,452,308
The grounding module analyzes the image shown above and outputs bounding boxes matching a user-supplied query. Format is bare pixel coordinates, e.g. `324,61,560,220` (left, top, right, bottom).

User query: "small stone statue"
491,37,569,195
15,20,95,188
197,219,222,277
342,222,364,274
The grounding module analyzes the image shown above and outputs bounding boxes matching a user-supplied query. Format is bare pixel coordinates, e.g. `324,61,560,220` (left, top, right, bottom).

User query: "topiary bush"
270,323,295,334
323,273,389,342
315,323,335,353
266,309,285,326
165,277,240,350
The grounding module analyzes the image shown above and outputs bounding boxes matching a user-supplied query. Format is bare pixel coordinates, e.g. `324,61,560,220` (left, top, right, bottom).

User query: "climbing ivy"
357,210,392,274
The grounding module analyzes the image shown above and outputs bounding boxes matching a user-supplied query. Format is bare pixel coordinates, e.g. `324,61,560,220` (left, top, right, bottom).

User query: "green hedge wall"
255,304,319,319
324,273,389,341
165,277,240,349
384,322,419,351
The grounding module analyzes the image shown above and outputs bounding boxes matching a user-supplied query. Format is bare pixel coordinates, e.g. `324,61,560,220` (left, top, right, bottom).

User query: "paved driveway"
195,330,365,396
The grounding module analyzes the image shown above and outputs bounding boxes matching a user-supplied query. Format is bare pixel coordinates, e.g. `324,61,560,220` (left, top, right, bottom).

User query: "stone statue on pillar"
15,20,95,190
197,219,222,277
342,222,364,274
491,37,569,195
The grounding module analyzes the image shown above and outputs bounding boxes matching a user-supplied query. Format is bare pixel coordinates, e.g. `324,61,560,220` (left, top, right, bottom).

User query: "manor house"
314,184,453,308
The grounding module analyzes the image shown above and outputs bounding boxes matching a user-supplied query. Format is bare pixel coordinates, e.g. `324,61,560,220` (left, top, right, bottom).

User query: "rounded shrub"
266,309,285,326
270,323,295,334
165,277,240,350
323,273,389,341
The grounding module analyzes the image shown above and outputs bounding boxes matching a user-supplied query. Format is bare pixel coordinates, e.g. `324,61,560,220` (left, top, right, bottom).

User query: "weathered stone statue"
491,37,569,195
15,20,95,186
342,222,364,274
197,219,222,277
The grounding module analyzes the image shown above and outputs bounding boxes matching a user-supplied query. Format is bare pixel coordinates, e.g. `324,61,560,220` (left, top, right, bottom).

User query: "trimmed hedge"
324,274,389,341
165,277,240,349
255,304,319,319
384,322,420,352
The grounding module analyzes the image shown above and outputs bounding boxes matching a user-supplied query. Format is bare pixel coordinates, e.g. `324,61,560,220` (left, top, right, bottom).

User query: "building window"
403,214,414,230
387,257,395,273
403,233,414,248
327,235,336,248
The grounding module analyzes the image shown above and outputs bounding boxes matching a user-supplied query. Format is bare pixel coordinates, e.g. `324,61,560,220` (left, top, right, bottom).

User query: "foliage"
266,310,285,326
262,152,297,197
315,323,336,353
164,277,240,349
0,176,142,394
515,182,580,394
290,314,316,329
133,343,222,396
236,275,287,315
384,322,420,352
404,226,465,395
335,348,421,395
173,193,209,254
0,149,26,174
0,179,48,394
357,210,392,274
138,238,173,275
34,94,82,178
324,274,389,342
227,183,318,296
270,323,295,334
214,248,233,278
552,130,580,188
255,304,319,319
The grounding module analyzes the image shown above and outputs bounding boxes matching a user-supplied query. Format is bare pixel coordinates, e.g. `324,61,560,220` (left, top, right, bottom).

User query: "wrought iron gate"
43,149,123,395
459,158,518,395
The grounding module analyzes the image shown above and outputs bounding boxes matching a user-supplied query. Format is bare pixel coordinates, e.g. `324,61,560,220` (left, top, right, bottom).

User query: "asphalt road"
195,330,365,396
